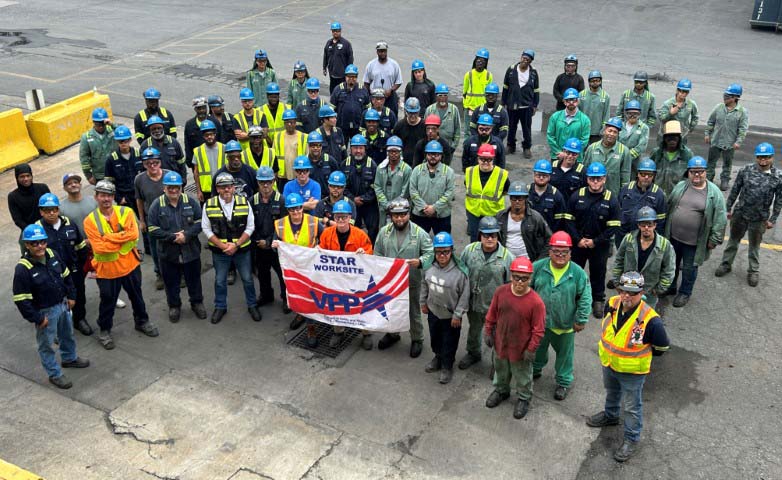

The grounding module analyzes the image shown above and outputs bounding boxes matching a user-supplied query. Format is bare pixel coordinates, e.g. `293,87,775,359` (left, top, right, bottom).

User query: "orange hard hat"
549,231,573,247
424,114,442,126
510,256,534,273
477,144,496,158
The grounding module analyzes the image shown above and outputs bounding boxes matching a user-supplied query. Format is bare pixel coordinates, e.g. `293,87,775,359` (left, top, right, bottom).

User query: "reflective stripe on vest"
273,131,308,178
241,145,274,171
275,215,317,247
195,143,225,193
234,108,262,151
263,103,288,137
464,166,508,217
90,206,136,262
205,196,251,248
598,296,655,374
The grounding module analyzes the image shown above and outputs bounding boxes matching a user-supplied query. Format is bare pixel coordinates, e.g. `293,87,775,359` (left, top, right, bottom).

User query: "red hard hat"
477,144,496,158
549,231,573,247
424,114,442,126
510,256,534,273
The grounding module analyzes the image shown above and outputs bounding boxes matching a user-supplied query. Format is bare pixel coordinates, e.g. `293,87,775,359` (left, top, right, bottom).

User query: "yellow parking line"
726,236,782,251
0,459,44,479
0,71,56,83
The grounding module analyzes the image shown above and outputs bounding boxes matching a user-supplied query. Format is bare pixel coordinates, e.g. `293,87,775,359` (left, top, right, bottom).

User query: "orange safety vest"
84,206,139,279
598,296,656,374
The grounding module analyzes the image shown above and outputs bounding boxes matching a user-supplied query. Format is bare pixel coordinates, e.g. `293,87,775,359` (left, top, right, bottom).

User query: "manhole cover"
287,321,360,358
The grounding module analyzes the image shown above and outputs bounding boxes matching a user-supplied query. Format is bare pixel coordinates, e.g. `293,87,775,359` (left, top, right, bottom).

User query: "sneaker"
586,411,620,428
719,178,730,191
191,303,207,319
328,331,344,348
613,439,640,462
62,357,90,368
457,353,481,370
360,334,373,351
168,307,181,323
227,270,236,285
672,293,690,308
485,390,510,408
554,385,569,401
409,340,423,358
155,275,164,291
74,319,94,336
748,272,759,287
377,333,401,350
513,399,529,419
425,356,442,373
289,314,306,330
49,374,72,389
135,321,160,337
714,263,732,277
438,368,453,384
98,331,115,350
116,298,126,308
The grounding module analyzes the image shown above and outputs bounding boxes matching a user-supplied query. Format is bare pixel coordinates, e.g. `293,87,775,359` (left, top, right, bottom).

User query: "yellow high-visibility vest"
598,296,656,374
464,166,508,217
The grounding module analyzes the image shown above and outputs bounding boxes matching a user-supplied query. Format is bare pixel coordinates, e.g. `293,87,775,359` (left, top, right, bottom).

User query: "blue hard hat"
142,147,161,159
113,125,132,140
266,82,280,94
755,142,775,156
386,135,403,149
563,88,579,101
564,54,578,63
637,158,657,172
22,224,48,242
636,206,658,223
207,95,224,106
588,70,602,80
91,107,108,122
350,134,367,147
332,200,352,215
319,105,337,118
478,216,500,233
307,131,324,143
293,61,307,71
364,109,381,121
724,83,743,97
38,193,60,208
508,181,529,196
688,156,707,169
305,77,320,90
533,159,552,174
240,88,254,100
484,82,500,95
328,170,347,186
404,97,420,113
411,59,425,71
562,138,583,154
345,64,359,76
604,117,623,131
624,100,642,111
425,140,444,154
254,49,267,60
435,83,449,95
477,113,494,126
146,115,165,127
476,48,490,59
143,88,161,99
282,109,297,121
285,193,304,208
677,78,692,91
330,21,342,30
586,162,607,177
522,49,535,60
432,231,454,248
199,119,216,131
256,166,275,181
162,171,183,186
225,140,243,153
293,155,313,169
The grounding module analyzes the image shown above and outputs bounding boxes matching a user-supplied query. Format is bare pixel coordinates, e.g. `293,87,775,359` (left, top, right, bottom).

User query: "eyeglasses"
434,250,452,256
625,112,640,118
510,197,526,201
26,240,46,246
329,184,344,189
638,172,655,178
295,170,309,174
333,215,350,221
481,233,498,239
564,99,578,103
478,157,493,163
146,160,161,165
390,212,408,218
511,275,531,282
689,169,706,176
638,222,656,229
550,249,570,256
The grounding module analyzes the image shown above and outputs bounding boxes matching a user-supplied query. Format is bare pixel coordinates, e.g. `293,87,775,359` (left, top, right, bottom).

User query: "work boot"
211,308,227,324
485,390,510,408
62,357,90,368
135,321,160,337
360,334,373,351
458,353,481,370
425,356,442,373
227,270,236,285
329,331,344,348
97,331,115,350
306,324,318,348
513,399,529,419
168,307,181,323
672,294,690,308
613,439,640,462
586,411,620,428
155,275,164,291
49,374,72,390
377,333,401,350
748,272,759,287
592,300,604,318
507,143,516,154
720,178,730,191
74,319,94,336
439,368,453,384
714,263,732,277
191,303,207,319
409,340,423,358
523,148,532,159
289,314,306,330
554,385,569,401
248,306,262,322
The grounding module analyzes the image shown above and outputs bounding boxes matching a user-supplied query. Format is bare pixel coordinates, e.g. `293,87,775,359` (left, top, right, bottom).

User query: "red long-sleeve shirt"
484,284,546,362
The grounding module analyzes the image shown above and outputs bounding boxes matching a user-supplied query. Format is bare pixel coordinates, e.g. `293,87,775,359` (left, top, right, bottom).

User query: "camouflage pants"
720,216,765,273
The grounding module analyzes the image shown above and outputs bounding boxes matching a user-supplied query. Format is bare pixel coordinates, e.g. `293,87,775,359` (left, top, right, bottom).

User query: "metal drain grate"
287,321,361,358
184,183,198,196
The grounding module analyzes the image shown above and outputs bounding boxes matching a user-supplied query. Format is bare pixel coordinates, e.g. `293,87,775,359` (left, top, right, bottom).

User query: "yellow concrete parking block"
25,91,112,155
0,108,39,171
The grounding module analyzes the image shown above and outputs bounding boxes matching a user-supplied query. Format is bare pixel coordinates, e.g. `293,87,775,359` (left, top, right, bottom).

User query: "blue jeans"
36,302,77,378
670,238,698,296
466,211,482,243
212,249,256,310
603,366,646,442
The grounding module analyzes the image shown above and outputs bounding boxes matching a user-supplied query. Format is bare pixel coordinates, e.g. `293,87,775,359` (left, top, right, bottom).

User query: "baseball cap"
62,173,82,185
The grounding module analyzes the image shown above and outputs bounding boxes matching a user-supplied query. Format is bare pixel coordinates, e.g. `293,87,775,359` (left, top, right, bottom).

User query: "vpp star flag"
278,243,410,332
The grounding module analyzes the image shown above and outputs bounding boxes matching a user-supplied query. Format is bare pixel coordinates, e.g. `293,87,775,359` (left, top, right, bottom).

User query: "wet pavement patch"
0,29,105,51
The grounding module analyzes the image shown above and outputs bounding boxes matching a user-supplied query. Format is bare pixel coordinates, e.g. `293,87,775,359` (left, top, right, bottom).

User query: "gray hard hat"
214,172,235,187
94,180,116,194
633,71,649,82
387,197,410,213
617,271,645,293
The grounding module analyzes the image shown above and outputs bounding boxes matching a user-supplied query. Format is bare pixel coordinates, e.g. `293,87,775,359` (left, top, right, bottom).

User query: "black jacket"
147,193,203,264
323,37,354,78
552,73,585,110
496,206,552,261
8,180,50,231
502,64,540,110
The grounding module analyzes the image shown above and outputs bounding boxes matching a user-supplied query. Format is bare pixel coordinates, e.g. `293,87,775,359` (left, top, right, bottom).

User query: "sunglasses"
434,250,452,256
550,249,570,256
26,240,46,246
511,275,531,282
